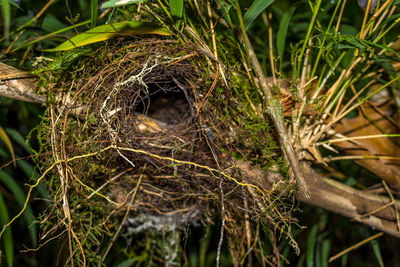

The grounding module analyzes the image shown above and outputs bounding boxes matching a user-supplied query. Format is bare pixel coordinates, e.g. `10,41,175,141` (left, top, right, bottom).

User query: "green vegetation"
0,0,399,266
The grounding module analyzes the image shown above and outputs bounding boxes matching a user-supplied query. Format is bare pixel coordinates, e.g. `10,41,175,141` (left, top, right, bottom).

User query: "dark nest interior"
34,39,298,265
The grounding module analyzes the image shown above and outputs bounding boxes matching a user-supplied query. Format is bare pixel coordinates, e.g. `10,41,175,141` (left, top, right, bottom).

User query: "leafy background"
0,0,399,266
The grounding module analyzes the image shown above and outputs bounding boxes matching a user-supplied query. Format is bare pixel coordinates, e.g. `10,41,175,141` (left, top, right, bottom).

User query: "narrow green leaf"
0,0,10,40
297,0,322,75
339,36,364,49
11,19,91,53
91,0,98,28
5,128,32,154
44,21,171,52
243,0,275,31
17,160,49,200
199,226,213,267
321,239,331,267
341,253,348,267
0,147,8,158
296,253,306,267
369,14,400,37
0,171,37,247
370,239,384,267
101,0,147,8
276,6,296,58
315,243,321,267
0,127,15,166
169,0,183,18
360,39,398,55
6,0,21,10
115,258,136,267
42,14,70,33
0,192,13,267
306,225,319,267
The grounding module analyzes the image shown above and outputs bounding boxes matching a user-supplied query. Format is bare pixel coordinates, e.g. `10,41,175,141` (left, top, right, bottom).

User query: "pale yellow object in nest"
134,113,168,133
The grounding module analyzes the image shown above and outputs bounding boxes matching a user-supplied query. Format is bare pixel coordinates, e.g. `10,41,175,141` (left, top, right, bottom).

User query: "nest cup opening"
132,82,192,126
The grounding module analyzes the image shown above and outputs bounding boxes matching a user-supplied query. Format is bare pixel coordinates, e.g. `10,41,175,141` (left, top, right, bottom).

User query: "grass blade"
341,253,348,267
0,0,10,40
243,0,275,31
169,0,183,18
297,0,322,75
321,239,331,267
5,128,32,154
0,171,37,247
0,191,13,267
297,253,306,267
0,127,15,166
199,225,213,267
11,19,91,53
306,225,319,267
0,147,8,158
276,6,296,59
370,239,384,267
115,258,135,267
91,0,98,27
17,160,49,200
7,0,21,10
44,21,171,52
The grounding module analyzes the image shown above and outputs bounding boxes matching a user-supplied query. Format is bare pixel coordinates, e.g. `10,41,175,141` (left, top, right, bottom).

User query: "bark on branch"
237,160,400,238
0,62,45,104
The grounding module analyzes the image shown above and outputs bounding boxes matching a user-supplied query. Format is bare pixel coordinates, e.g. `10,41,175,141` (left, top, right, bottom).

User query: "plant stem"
240,31,310,197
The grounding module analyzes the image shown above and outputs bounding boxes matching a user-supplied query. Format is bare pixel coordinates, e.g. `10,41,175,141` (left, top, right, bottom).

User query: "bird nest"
34,39,297,264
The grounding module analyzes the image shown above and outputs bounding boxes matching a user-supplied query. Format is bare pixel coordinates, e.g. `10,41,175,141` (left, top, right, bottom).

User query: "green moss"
28,3,296,265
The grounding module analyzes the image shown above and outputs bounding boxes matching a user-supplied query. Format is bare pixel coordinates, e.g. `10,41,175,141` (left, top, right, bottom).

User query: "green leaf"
0,127,15,165
91,0,98,28
17,160,49,200
296,253,306,267
0,171,37,247
306,225,319,267
321,239,331,267
199,225,213,267
5,128,32,154
276,6,296,58
11,19,91,53
0,147,8,158
369,13,400,37
370,239,384,267
243,0,275,31
0,191,13,267
360,39,398,55
339,35,364,49
115,258,136,267
169,0,183,18
4,0,21,10
0,0,10,40
101,0,148,8
341,253,348,267
44,21,171,52
41,14,69,33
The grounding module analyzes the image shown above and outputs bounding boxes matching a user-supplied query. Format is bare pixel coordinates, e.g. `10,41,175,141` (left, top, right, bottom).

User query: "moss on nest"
31,37,298,265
